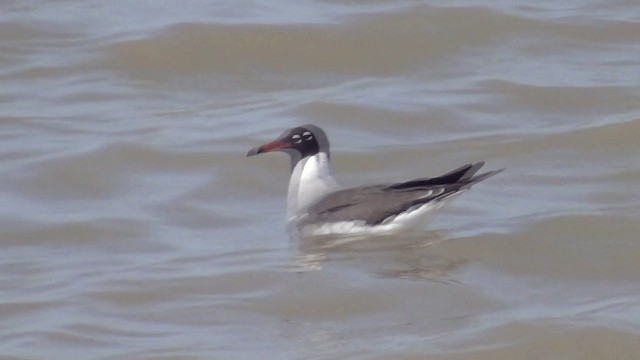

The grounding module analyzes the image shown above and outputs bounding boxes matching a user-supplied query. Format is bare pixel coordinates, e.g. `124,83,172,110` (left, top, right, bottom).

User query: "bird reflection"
289,227,466,282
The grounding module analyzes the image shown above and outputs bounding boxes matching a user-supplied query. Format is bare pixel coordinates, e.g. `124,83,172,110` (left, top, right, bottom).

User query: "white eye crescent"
302,131,313,141
292,134,302,143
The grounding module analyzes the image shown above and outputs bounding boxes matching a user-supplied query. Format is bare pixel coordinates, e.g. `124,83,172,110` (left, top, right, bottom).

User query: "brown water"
2,1,640,359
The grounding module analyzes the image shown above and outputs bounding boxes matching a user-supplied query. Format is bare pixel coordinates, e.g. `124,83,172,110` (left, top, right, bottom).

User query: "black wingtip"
459,162,486,181
467,168,505,184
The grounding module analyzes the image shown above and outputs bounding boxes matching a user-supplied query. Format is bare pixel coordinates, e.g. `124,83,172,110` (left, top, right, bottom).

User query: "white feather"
287,152,337,221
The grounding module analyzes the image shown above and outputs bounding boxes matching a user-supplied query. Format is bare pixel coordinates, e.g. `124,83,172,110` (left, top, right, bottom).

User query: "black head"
246,124,330,168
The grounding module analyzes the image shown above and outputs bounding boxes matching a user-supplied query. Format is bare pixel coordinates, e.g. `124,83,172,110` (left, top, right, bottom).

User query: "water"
1,1,639,359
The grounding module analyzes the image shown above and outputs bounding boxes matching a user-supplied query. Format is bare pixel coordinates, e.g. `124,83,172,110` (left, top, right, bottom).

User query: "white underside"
298,196,458,237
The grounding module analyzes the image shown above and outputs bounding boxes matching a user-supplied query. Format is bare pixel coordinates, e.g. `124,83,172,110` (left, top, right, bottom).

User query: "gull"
247,124,503,236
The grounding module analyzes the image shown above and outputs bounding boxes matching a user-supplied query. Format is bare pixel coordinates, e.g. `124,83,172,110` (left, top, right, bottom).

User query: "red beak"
246,140,290,157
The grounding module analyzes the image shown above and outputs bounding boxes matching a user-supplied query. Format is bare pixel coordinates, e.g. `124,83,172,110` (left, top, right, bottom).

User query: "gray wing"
303,185,448,225
302,162,503,225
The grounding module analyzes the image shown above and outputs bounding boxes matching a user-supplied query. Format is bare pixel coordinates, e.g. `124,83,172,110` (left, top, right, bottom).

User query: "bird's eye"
302,131,313,141
292,134,302,144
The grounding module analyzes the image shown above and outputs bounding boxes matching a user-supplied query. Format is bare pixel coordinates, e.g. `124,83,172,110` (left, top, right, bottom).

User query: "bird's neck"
287,152,337,220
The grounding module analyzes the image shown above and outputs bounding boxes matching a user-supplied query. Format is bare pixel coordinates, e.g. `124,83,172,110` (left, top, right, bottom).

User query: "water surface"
1,1,639,359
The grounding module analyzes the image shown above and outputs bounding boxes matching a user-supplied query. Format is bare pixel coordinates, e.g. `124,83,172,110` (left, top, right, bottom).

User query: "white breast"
287,153,337,221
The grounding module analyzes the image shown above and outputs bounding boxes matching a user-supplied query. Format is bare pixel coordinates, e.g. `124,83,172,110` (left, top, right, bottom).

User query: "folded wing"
302,162,503,225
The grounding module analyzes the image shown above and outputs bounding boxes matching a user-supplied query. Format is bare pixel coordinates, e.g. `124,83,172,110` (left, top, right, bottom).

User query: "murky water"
1,1,639,359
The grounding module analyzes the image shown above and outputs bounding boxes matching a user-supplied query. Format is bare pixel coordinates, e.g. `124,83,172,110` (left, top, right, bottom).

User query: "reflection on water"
292,230,465,282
